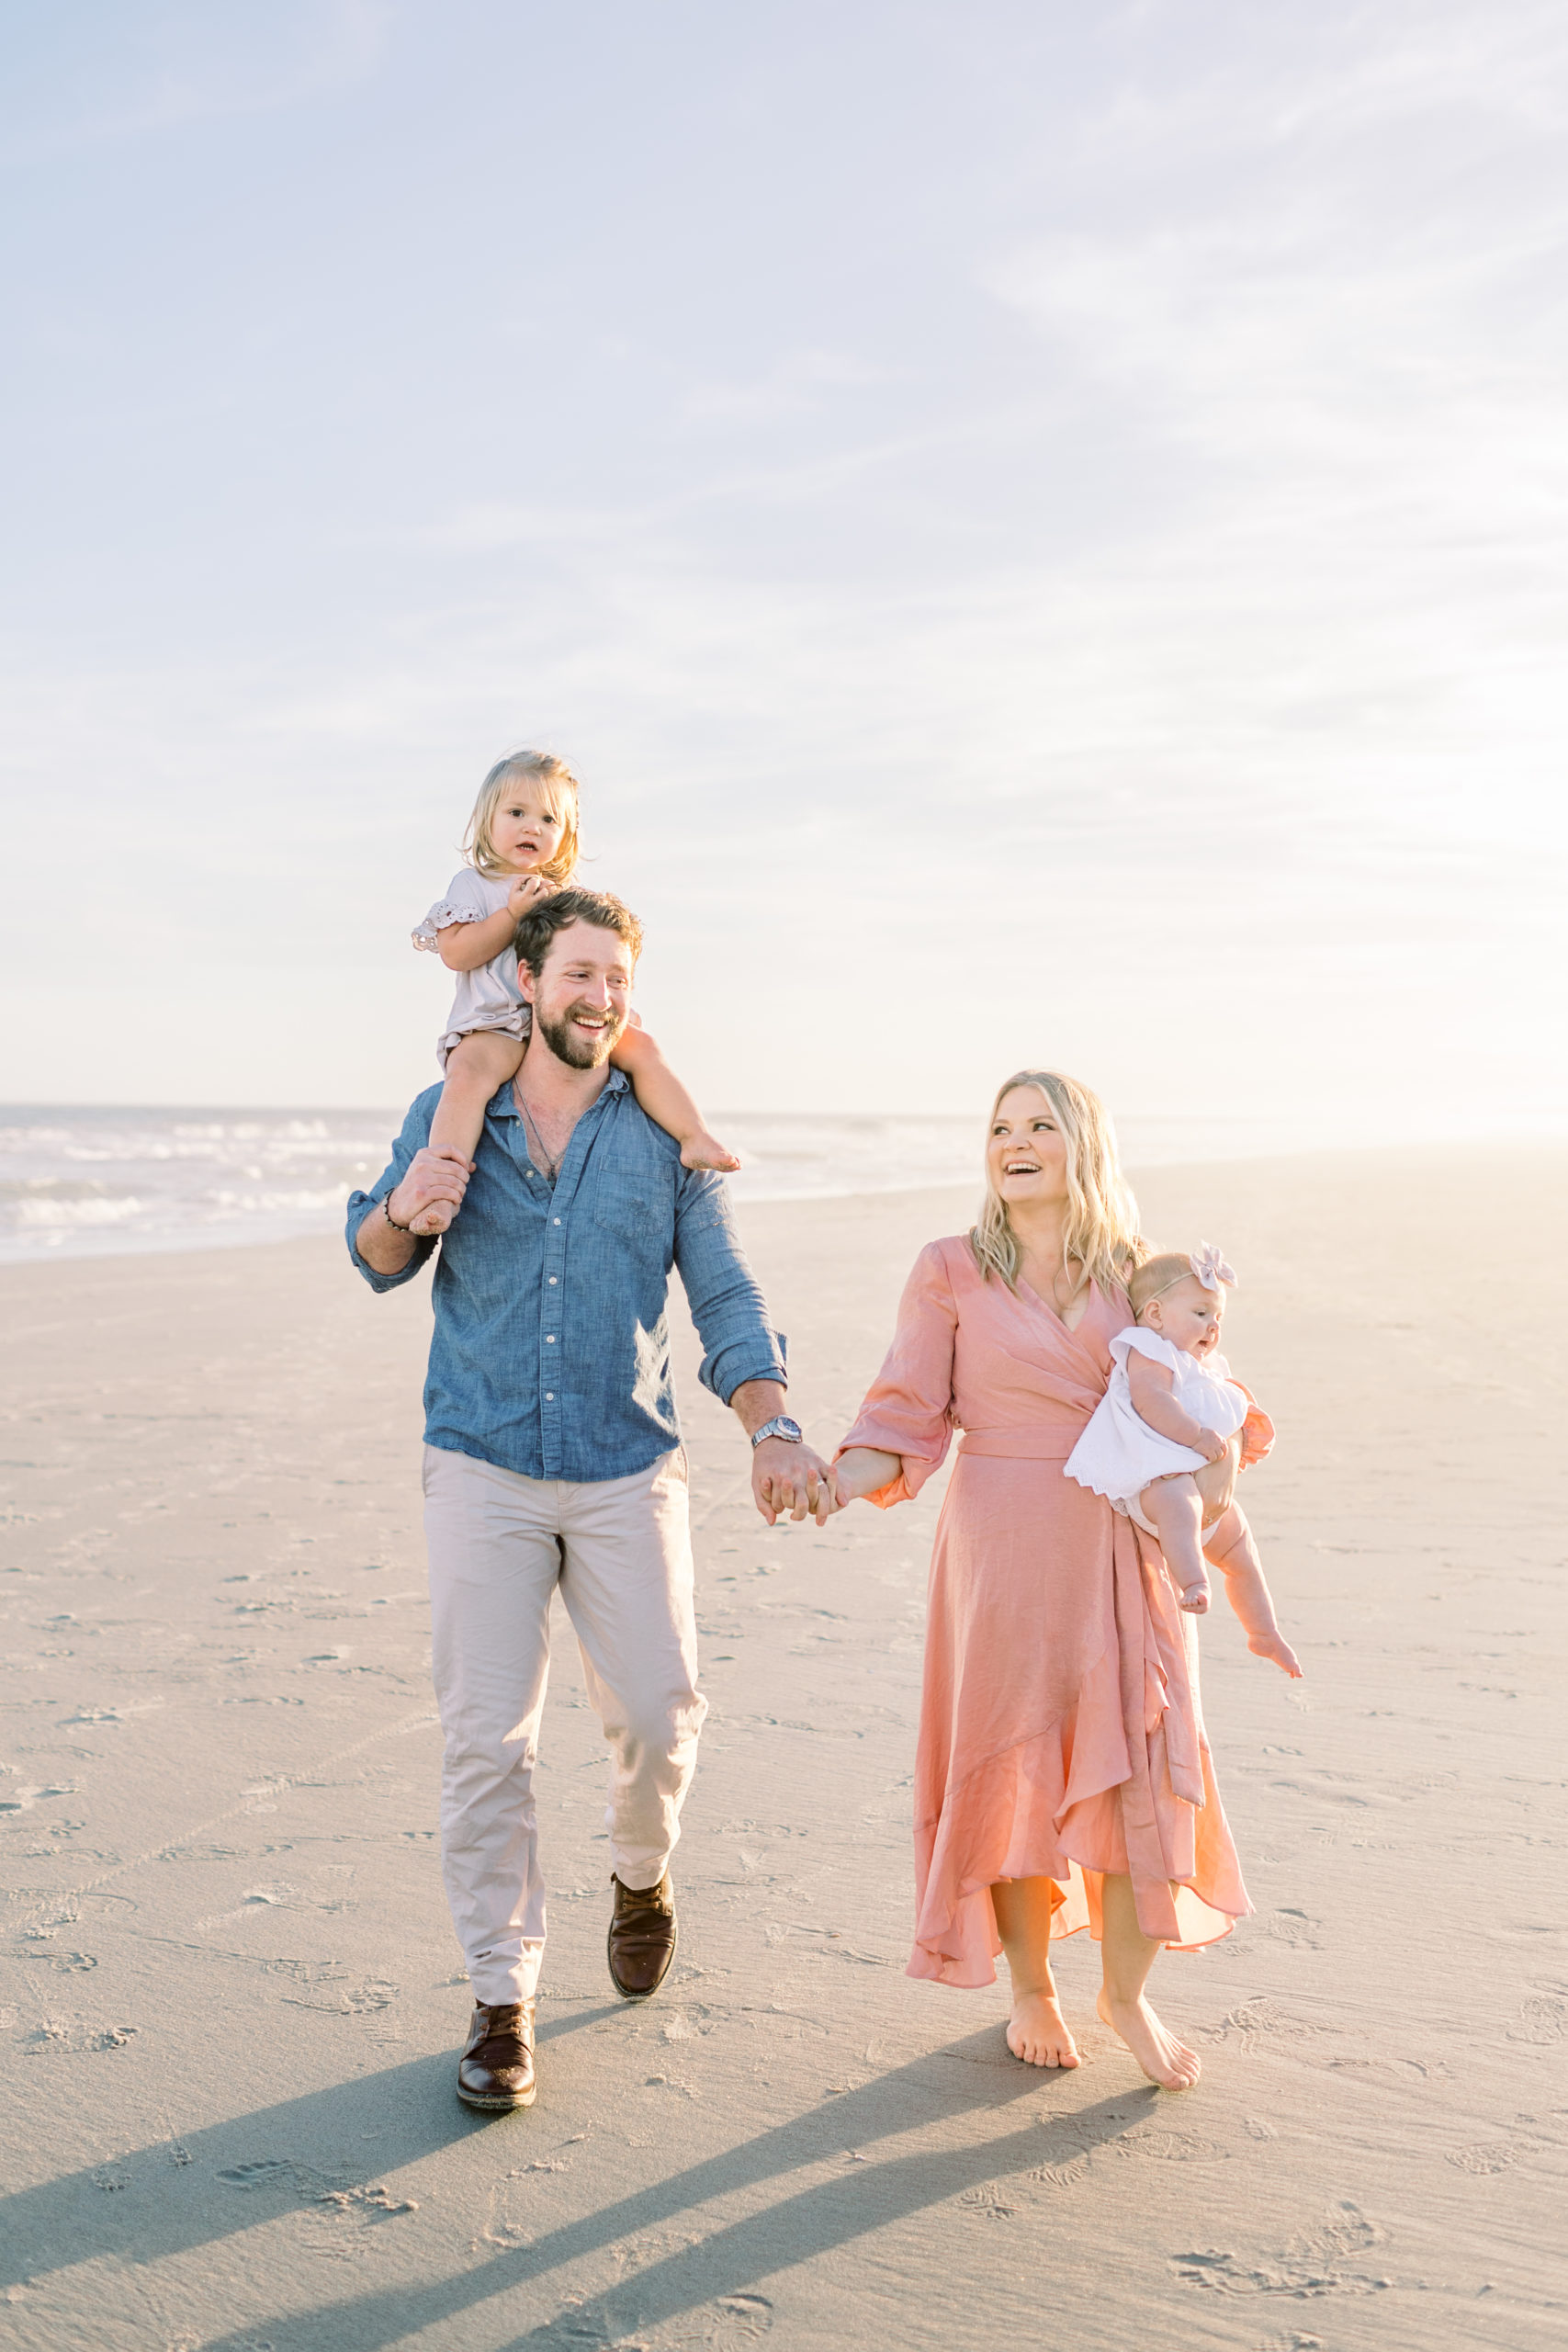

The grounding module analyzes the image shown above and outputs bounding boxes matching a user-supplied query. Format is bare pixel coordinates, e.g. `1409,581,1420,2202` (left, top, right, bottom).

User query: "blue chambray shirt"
345,1070,786,1483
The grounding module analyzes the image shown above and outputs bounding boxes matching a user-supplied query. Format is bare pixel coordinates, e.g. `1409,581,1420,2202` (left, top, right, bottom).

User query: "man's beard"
535,1001,627,1070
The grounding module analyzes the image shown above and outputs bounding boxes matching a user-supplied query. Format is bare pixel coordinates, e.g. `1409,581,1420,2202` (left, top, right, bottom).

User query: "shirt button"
548,1275,557,1284
545,1391,555,1401
546,1335,556,1343
553,1217,561,1226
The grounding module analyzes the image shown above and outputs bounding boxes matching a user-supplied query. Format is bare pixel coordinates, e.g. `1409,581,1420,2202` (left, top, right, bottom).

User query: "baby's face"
1145,1275,1224,1358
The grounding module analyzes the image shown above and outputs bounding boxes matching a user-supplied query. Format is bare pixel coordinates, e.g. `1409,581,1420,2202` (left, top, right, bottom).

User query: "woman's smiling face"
987,1085,1069,1208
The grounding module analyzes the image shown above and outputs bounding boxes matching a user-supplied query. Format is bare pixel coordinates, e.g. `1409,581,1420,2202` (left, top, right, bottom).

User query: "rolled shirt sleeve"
345,1092,439,1292
673,1170,787,1404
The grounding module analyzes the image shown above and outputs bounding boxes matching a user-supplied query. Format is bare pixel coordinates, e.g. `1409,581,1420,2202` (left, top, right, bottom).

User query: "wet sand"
2,1145,1564,2350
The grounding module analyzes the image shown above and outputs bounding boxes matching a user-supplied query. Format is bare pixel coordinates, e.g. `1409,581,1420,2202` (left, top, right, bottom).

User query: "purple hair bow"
1190,1240,1237,1292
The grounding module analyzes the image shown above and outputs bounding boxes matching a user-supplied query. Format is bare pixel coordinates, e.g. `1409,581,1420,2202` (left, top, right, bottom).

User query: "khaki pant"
423,1443,706,2004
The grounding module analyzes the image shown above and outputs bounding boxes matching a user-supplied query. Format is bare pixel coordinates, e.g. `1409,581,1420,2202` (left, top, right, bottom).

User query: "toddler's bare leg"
413,1033,525,1235
1203,1503,1303,1679
1140,1475,1210,1612
610,1025,739,1172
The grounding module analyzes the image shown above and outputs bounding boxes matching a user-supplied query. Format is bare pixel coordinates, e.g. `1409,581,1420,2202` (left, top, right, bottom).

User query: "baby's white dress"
1065,1328,1248,1536
412,869,532,1072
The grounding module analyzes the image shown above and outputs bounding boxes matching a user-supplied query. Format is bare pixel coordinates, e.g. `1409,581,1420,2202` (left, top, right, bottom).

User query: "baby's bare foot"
1006,1989,1081,2069
408,1199,456,1237
1096,1986,1201,2091
1179,1574,1211,1614
1248,1629,1303,1679
681,1133,742,1174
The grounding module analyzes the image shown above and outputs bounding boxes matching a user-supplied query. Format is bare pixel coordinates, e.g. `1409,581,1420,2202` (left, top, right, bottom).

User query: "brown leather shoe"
607,1872,678,1998
457,1999,536,2110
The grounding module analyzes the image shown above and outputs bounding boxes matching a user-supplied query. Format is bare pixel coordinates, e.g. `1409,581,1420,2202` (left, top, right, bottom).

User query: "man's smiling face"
519,920,634,1069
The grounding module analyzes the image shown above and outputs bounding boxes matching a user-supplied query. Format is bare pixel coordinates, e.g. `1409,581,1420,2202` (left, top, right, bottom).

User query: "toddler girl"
410,749,738,1234
1065,1243,1302,1677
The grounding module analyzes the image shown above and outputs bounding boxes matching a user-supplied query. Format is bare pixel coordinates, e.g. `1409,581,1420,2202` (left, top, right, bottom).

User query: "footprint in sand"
1266,1907,1324,1950
1446,2141,1516,2175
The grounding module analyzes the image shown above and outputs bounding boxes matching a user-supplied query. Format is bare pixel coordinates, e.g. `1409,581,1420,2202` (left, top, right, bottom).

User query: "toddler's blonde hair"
969,1069,1145,1303
465,749,581,883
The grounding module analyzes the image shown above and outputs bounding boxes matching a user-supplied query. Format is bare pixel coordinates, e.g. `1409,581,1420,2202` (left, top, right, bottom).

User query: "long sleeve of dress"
836,1240,959,1504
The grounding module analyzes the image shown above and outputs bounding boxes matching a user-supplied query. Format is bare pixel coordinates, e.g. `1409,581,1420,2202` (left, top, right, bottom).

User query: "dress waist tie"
956,1425,1085,1464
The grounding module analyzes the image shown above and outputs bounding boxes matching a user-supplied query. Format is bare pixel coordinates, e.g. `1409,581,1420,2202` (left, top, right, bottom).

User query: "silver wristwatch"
750,1415,803,1449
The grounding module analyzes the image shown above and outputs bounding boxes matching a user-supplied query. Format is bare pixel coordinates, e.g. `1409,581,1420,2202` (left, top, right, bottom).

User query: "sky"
2,0,1565,1135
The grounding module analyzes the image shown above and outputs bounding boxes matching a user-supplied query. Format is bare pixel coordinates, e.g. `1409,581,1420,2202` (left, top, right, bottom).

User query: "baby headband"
1190,1241,1237,1292
1142,1241,1239,1307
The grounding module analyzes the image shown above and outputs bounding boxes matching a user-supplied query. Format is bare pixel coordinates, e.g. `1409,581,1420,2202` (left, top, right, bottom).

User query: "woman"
832,1070,1252,2089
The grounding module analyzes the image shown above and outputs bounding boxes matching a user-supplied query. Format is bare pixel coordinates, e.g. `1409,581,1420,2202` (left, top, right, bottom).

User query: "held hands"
751,1440,839,1528
747,1441,899,1525
389,1146,474,1236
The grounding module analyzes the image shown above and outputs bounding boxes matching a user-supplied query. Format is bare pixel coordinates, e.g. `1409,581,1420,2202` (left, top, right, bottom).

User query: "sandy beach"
2,1144,1564,2352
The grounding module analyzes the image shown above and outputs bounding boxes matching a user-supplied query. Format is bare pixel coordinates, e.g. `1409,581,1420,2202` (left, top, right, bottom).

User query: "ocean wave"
0,1101,1399,1265
16,1194,145,1228
205,1186,361,1214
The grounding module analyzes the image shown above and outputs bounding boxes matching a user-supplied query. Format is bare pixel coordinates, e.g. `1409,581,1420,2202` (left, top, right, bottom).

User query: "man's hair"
1129,1251,1200,1318
514,886,644,977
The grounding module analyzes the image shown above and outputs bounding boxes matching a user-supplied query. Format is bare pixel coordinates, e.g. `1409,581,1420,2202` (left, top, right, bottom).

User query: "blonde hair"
969,1069,1145,1303
464,749,581,883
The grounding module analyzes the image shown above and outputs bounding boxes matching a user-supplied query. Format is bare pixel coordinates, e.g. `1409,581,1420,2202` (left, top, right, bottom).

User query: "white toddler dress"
412,869,532,1073
1065,1328,1248,1537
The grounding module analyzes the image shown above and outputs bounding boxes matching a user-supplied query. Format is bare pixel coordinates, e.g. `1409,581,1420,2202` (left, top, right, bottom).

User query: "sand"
2,1145,1564,2352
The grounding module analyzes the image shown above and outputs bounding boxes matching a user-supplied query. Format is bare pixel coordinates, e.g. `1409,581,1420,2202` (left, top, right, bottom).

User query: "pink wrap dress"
839,1237,1251,1987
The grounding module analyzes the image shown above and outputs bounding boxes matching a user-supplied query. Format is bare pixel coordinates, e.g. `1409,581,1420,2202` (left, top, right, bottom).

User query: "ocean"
0,1103,1338,1267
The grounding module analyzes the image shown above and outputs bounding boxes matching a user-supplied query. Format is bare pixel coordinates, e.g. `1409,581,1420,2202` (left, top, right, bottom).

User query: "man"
347,887,833,2112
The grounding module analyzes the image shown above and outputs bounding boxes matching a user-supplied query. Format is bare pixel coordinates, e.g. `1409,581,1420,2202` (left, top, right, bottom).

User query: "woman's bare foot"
1096,1985,1200,2090
408,1199,457,1237
1248,1628,1303,1678
680,1133,742,1174
1179,1575,1211,1613
1006,1989,1081,2068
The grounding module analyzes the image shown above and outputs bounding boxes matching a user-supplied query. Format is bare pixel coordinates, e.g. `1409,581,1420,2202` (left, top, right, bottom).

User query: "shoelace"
616,1880,672,1917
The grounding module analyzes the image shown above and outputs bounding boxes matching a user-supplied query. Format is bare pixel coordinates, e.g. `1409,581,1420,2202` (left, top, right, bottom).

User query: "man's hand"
728,1379,837,1527
752,1438,835,1528
355,1148,472,1273
389,1147,471,1228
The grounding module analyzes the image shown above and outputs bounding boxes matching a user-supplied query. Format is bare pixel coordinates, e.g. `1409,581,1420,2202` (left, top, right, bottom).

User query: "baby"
1066,1244,1301,1677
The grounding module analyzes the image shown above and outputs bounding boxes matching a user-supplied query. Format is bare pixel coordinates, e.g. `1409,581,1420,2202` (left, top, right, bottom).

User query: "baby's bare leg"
1192,1432,1240,1524
414,1032,525,1235
1140,1475,1210,1612
1203,1503,1302,1678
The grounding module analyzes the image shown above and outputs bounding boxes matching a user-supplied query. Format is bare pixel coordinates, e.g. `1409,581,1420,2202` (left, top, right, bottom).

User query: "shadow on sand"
7,2013,1152,2348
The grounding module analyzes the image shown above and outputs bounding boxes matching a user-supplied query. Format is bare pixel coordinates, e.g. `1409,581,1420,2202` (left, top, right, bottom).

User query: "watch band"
750,1415,803,1449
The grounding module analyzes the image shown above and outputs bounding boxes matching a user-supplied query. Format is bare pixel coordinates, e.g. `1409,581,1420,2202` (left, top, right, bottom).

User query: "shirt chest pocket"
590,1163,670,1245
